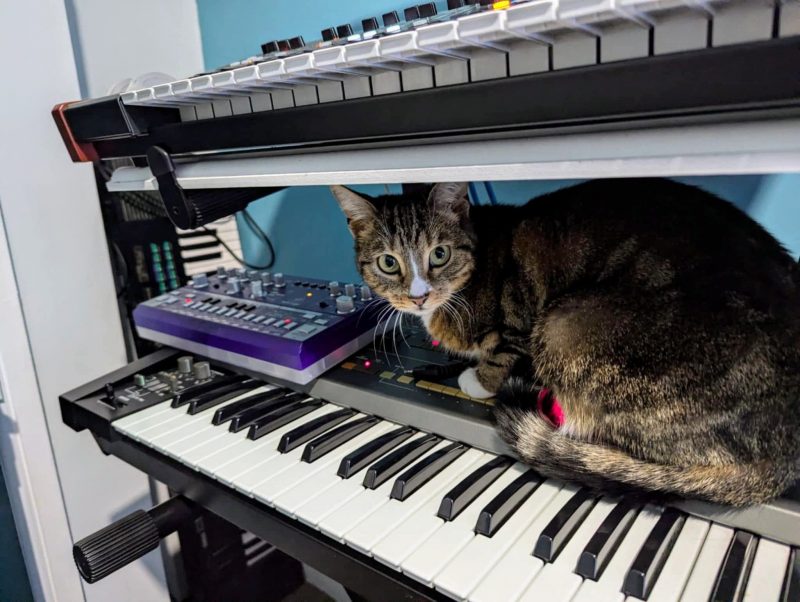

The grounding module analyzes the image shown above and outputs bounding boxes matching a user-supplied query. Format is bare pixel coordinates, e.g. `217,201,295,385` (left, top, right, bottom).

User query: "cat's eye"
377,254,401,274
429,245,451,267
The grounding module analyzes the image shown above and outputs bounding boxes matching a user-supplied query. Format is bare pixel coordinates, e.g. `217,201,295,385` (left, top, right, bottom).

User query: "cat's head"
331,183,476,317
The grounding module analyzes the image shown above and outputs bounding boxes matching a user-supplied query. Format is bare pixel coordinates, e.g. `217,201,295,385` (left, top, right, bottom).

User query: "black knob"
73,497,194,583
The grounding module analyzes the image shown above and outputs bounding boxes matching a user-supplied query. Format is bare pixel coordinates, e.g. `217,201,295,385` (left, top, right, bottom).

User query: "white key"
742,538,791,602
231,406,350,495
433,480,565,600
679,523,735,601
318,440,453,542
122,406,196,441
640,516,710,602
402,462,529,585
571,505,663,602
466,484,581,602
114,400,173,433
267,421,395,513
210,405,336,485
294,432,430,528
372,452,499,568
345,449,485,555
513,498,619,602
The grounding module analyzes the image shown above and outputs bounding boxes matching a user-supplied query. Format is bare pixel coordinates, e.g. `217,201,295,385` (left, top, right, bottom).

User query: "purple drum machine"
133,267,379,384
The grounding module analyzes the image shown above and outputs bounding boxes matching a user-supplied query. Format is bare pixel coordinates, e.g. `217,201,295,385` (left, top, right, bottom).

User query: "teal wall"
195,1,799,279
0,464,34,602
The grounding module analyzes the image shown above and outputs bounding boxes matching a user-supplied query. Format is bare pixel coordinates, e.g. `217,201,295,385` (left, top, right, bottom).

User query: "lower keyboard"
113,385,800,602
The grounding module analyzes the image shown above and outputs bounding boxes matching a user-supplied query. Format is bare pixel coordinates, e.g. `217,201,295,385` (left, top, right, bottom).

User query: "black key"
404,6,421,21
302,416,380,463
187,380,261,415
418,3,438,17
335,24,353,38
475,470,542,537
228,391,309,432
212,387,289,425
382,11,400,27
363,433,441,489
338,427,415,478
577,500,640,580
277,39,291,52
320,28,336,42
172,374,248,407
711,531,757,602
261,40,279,54
781,548,800,602
448,0,466,8
533,489,596,562
391,442,468,501
438,456,513,521
622,508,685,599
361,17,380,32
277,408,355,453
288,36,305,49
247,400,323,441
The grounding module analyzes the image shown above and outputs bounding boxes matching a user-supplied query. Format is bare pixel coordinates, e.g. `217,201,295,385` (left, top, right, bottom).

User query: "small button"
296,324,317,334
253,315,265,323
283,321,298,330
397,375,414,385
341,362,356,370
302,313,316,319
380,371,396,380
243,314,255,321
234,310,247,318
314,318,330,326
263,317,276,326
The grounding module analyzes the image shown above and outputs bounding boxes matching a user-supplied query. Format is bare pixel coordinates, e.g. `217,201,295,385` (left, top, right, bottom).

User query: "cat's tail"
494,398,794,507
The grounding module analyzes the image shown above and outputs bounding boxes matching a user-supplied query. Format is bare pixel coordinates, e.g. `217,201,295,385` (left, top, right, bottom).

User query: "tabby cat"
332,179,800,506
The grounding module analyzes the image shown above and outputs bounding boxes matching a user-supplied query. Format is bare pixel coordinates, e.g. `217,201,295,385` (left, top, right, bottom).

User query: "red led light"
432,339,440,347
364,360,372,368
184,298,193,304
284,318,291,324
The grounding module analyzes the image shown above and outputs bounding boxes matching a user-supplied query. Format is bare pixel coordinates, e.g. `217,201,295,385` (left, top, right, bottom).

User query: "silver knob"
177,356,194,374
329,281,341,296
192,274,209,289
217,266,228,280
248,270,259,280
336,295,355,314
260,271,272,285
360,285,373,301
227,277,241,295
193,361,211,380
250,280,264,298
344,283,356,297
273,273,286,288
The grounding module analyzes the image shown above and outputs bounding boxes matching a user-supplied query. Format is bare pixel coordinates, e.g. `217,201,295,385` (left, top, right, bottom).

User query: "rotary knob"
260,271,272,284
360,285,373,301
273,273,286,288
336,295,356,314
329,281,341,296
177,356,194,374
192,274,209,289
226,277,241,295
344,283,356,297
217,266,228,280
250,280,264,298
193,361,211,380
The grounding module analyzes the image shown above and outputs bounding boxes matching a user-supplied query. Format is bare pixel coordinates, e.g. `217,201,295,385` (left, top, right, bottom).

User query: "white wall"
0,0,201,600
66,0,204,97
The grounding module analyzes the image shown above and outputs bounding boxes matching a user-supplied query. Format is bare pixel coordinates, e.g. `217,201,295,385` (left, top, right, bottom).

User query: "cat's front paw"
458,368,495,399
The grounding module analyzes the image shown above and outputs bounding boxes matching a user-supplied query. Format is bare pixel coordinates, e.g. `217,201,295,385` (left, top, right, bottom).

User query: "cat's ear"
428,182,470,222
330,185,376,235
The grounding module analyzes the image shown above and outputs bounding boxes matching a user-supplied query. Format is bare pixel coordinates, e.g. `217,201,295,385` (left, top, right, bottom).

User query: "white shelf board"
107,118,800,191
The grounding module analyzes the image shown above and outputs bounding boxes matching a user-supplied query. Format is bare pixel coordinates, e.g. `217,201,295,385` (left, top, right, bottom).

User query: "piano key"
337,426,415,478
622,508,686,599
371,451,496,569
277,407,355,452
645,516,710,602
475,469,542,537
113,401,177,438
742,538,791,602
247,399,323,440
203,405,338,485
363,433,441,489
212,387,288,424
261,422,396,511
576,499,640,580
433,481,569,601
401,462,530,585
319,439,453,541
511,498,620,602
298,432,433,529
390,442,468,501
344,448,485,555
680,524,736,601
172,373,250,407
227,391,309,432
710,531,758,602
570,506,663,602
533,488,597,562
781,548,800,602
187,380,262,414
301,415,381,463
437,455,513,521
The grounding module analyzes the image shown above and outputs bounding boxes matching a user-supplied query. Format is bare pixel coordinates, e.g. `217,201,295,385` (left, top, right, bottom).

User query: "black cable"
201,222,274,271
242,209,276,269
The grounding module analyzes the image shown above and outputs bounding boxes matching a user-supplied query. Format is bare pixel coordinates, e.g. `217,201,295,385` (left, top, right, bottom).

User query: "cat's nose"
409,293,429,307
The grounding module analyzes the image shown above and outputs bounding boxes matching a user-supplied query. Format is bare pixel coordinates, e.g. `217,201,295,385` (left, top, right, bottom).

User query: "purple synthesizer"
133,268,379,384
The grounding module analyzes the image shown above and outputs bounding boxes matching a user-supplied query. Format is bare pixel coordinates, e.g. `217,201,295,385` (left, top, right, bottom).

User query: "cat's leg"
458,331,527,399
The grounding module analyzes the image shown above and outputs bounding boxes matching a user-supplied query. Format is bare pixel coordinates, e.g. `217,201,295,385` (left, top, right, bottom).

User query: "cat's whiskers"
372,304,394,360
391,311,405,370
